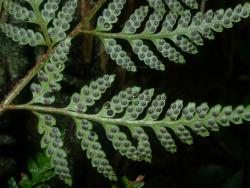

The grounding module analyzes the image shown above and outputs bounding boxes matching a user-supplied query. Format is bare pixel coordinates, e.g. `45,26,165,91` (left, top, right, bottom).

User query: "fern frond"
30,38,72,104
24,75,250,183
35,112,72,186
94,1,250,71
1,0,77,47
2,0,250,186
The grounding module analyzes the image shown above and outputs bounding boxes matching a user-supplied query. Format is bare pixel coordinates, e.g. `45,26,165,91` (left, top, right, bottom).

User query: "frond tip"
94,1,250,71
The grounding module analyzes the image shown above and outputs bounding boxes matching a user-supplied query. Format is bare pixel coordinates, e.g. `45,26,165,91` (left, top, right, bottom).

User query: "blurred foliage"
0,35,29,100
8,153,55,188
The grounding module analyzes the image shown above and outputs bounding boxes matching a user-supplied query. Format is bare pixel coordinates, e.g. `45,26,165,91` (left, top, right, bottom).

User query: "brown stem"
80,0,94,64
1,53,49,107
70,0,108,38
200,0,207,12
0,0,107,110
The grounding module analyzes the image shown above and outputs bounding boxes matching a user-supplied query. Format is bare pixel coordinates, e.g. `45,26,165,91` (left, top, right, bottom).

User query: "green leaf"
16,153,56,188
29,153,55,185
8,177,19,188
122,176,145,188
19,175,32,188
32,170,55,186
28,158,39,175
37,153,51,169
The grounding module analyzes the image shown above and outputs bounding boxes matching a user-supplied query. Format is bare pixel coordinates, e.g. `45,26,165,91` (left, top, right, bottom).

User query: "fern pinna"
94,0,250,71
0,0,250,186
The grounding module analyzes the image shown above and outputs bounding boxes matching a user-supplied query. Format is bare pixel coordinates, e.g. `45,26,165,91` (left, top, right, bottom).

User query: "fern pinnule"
99,86,141,117
74,119,117,181
49,0,78,44
103,124,139,161
96,0,127,32
0,23,45,46
66,75,116,113
102,38,137,72
41,0,61,24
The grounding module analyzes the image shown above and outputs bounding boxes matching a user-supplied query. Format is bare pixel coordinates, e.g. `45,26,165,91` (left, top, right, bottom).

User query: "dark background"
1,0,250,187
